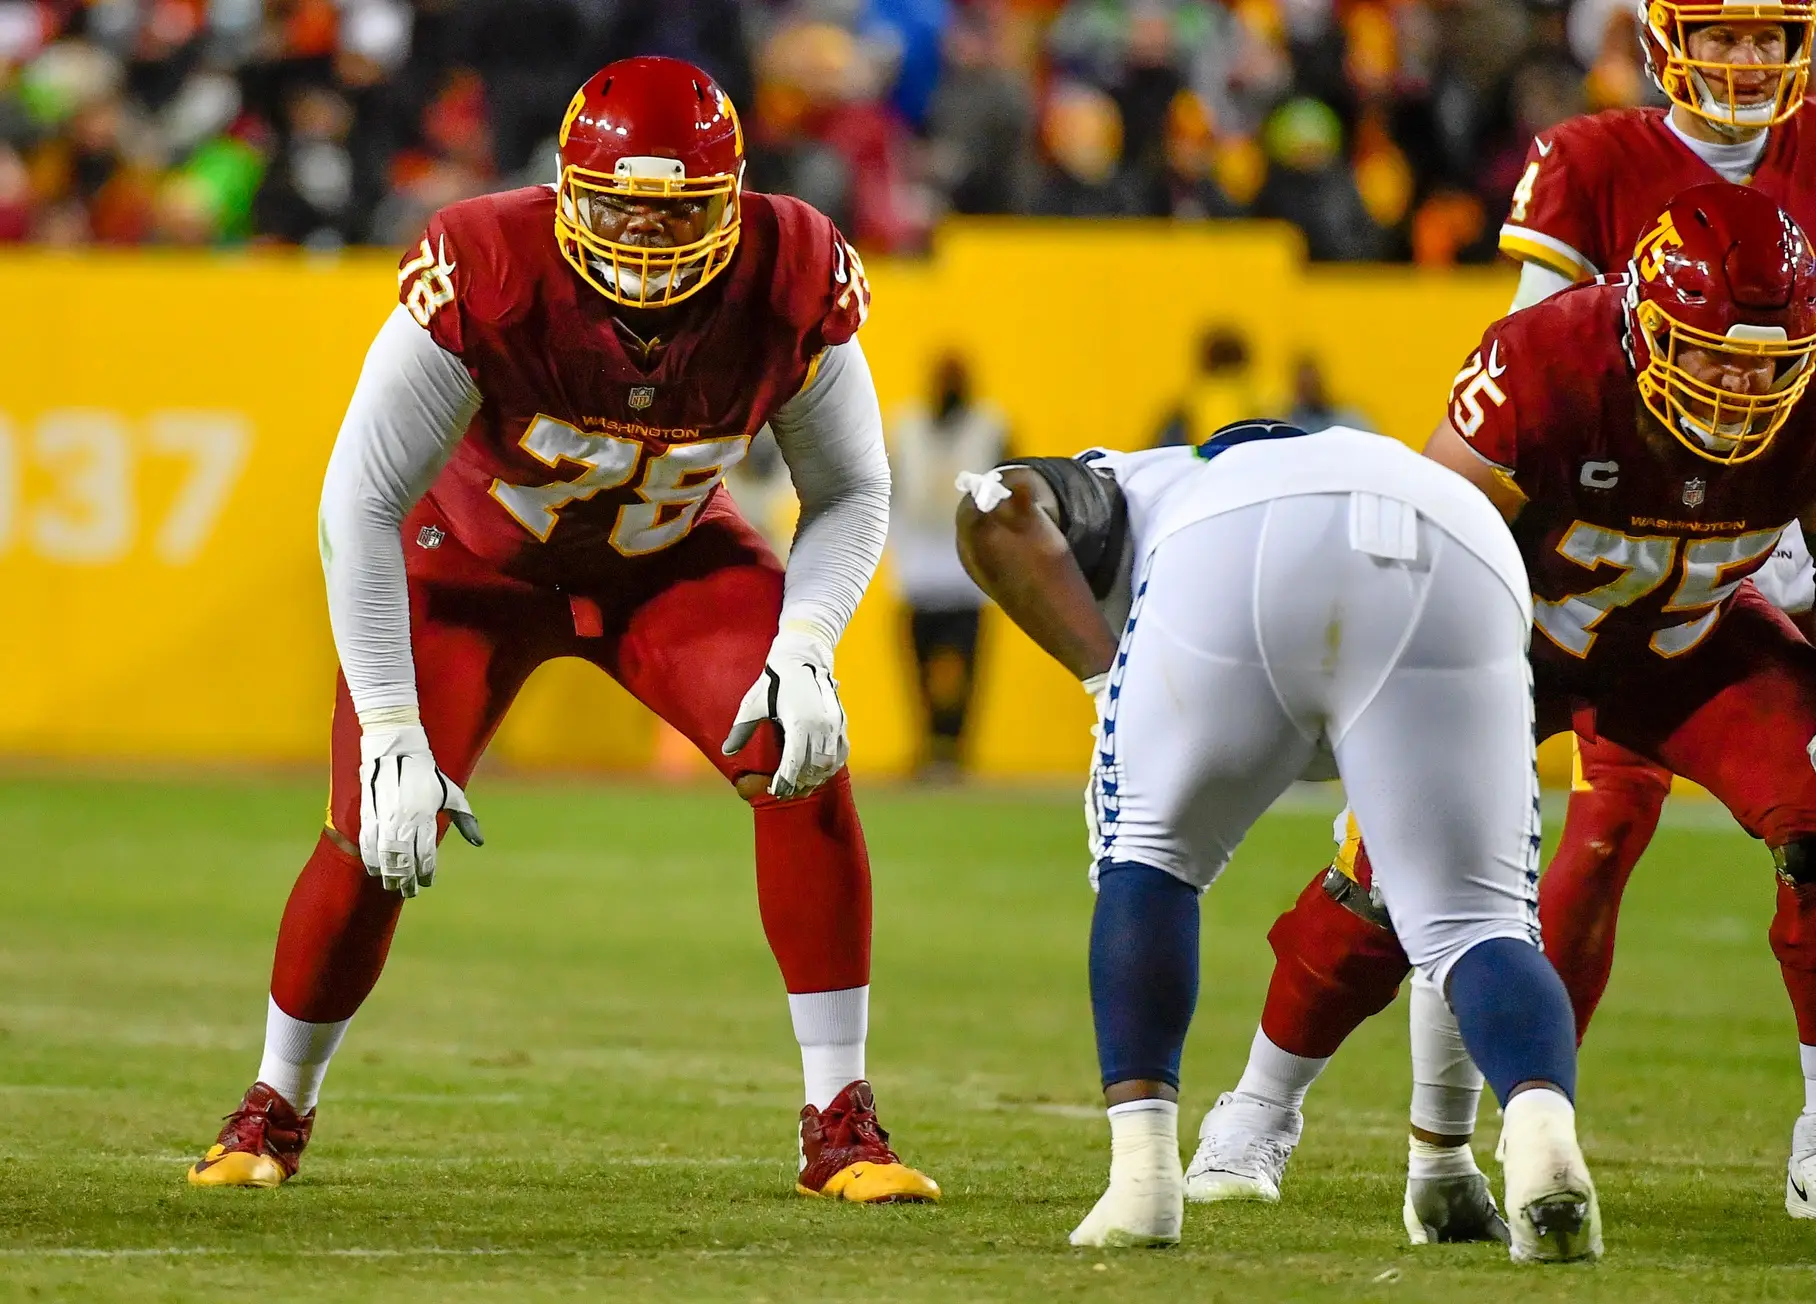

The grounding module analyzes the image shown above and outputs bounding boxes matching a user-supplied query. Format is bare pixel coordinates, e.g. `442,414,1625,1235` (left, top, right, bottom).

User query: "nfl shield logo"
416,524,445,550
1682,478,1706,507
628,385,655,410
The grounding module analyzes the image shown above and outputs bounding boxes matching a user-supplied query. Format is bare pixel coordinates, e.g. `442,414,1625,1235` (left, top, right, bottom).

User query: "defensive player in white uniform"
954,421,1601,1262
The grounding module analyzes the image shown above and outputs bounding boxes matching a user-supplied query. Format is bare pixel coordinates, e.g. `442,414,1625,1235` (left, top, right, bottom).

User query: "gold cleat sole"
186,1146,289,1189
798,1161,941,1204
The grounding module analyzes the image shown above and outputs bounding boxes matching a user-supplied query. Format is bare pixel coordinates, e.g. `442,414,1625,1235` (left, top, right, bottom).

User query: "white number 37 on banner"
0,409,252,566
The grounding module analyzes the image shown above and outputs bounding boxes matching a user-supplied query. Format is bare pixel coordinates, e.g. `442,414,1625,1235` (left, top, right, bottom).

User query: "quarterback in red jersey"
183,57,938,1204
1502,2,1816,304
1183,185,1816,1229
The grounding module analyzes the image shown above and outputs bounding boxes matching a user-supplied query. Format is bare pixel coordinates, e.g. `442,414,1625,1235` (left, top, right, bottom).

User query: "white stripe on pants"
1089,492,1539,989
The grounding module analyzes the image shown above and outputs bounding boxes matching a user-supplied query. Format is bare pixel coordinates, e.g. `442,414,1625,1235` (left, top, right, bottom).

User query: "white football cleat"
1068,1162,1184,1248
1499,1090,1602,1263
1069,1104,1184,1248
1184,1091,1301,1203
1403,1172,1510,1245
1788,1112,1816,1220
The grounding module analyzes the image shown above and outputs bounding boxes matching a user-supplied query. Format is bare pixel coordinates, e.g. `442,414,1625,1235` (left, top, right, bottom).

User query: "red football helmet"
1638,1,1813,132
1626,181,1816,464
555,57,745,308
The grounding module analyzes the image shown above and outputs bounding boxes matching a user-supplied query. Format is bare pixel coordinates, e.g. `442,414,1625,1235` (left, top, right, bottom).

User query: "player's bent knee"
1414,926,1541,999
1578,758,1674,807
1268,871,1410,1006
319,826,363,867
733,772,773,804
735,769,854,808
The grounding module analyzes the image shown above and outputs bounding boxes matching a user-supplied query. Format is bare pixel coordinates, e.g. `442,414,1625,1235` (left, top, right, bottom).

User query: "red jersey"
394,186,867,580
1499,102,1816,282
1450,281,1816,678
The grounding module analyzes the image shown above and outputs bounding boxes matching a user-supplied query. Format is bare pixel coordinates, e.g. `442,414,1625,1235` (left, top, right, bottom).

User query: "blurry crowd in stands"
1151,324,1372,445
0,0,1657,261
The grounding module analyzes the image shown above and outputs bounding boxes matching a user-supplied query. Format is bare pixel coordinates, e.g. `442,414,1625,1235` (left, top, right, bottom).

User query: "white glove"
357,724,483,898
721,630,848,799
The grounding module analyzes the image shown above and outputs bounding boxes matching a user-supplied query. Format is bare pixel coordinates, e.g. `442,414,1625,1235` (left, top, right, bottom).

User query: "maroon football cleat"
796,1080,940,1203
186,1082,315,1188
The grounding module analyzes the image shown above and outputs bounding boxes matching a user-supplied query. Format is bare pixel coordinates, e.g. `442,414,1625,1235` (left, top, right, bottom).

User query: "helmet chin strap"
1677,409,1748,451
588,254,702,300
591,255,672,296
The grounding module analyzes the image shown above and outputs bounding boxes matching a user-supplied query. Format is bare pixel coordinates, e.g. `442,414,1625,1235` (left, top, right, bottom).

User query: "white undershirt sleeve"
1752,521,1816,616
1507,260,1576,314
319,304,482,721
767,338,891,650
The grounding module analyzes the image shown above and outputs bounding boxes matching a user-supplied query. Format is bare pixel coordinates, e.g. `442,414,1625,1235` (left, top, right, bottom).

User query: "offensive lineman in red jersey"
1183,185,1816,1229
183,57,938,1203
1501,4,1816,1053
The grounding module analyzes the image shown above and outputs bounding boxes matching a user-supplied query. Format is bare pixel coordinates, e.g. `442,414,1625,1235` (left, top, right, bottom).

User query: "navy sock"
1444,936,1577,1105
1090,861,1200,1089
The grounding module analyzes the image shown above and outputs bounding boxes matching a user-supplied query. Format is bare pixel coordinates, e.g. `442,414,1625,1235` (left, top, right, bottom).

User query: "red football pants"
1538,736,1673,1042
271,497,872,1024
1258,584,1816,1058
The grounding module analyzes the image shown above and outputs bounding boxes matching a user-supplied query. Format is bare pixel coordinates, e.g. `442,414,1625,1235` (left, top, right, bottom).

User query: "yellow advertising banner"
0,225,1520,779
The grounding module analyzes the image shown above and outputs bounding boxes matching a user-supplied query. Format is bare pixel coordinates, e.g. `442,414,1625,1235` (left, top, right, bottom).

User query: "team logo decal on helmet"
554,57,746,308
1639,1,1814,131
1626,182,1816,464
1634,210,1687,280
558,88,587,148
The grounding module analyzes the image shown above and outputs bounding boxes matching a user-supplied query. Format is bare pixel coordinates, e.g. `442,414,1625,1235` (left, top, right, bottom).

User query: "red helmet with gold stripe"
1627,182,1816,463
555,57,745,308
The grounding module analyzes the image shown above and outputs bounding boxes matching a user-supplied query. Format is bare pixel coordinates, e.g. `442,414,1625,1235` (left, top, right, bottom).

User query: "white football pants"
1089,491,1540,989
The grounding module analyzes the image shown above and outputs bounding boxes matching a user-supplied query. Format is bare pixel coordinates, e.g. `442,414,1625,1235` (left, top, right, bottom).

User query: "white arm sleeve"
767,338,891,649
319,304,482,720
1508,260,1576,314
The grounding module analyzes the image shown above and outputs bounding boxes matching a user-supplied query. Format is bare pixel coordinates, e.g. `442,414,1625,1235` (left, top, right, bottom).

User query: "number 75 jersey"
1449,280,1816,673
394,184,867,581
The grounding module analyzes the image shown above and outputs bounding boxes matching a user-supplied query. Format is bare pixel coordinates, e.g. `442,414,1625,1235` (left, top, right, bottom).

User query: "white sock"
1106,1098,1179,1180
1801,1043,1816,1114
1409,971,1484,1137
1408,1135,1481,1181
1503,1085,1575,1132
1233,1027,1328,1113
790,985,868,1111
255,996,350,1113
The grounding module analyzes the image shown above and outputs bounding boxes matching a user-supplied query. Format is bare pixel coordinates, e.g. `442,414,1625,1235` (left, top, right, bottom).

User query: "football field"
1,772,1811,1301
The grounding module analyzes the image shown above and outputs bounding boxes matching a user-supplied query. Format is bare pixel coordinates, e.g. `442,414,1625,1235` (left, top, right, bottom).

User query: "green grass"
0,772,1811,1301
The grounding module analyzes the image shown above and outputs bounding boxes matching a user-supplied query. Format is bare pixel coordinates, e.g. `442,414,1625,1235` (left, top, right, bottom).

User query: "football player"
956,420,1600,1262
184,57,938,1204
1503,1,1815,310
1189,184,1816,1229
1499,2,1816,1058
